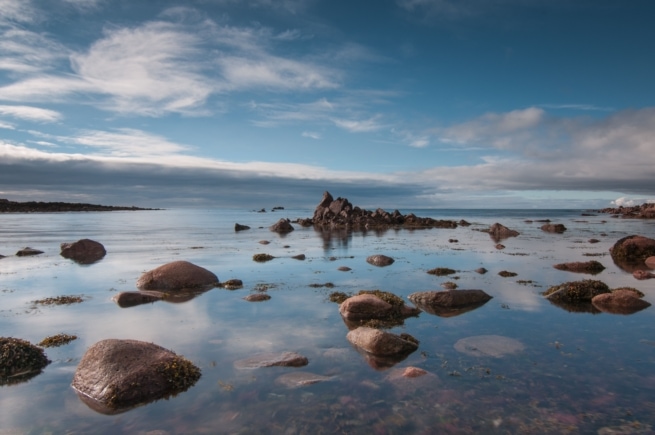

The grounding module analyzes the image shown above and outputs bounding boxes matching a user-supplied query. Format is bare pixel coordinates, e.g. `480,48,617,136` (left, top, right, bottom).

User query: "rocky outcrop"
234,352,308,369
71,339,201,414
592,289,651,315
597,202,655,219
408,290,492,317
136,261,219,291
366,254,394,267
269,218,294,233
484,223,519,242
300,191,458,230
60,239,106,264
346,327,419,356
553,260,605,275
1,337,50,385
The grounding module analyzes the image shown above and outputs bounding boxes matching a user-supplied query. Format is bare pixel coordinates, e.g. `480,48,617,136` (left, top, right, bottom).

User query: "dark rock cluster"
0,198,156,213
597,202,655,219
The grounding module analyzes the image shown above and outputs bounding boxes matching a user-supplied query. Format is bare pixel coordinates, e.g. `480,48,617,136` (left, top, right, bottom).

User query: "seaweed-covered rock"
60,239,106,264
71,339,200,413
346,327,419,356
339,291,420,328
15,247,44,256
592,289,651,315
408,290,492,317
553,260,606,275
541,223,567,233
610,235,655,264
543,279,611,303
136,261,219,291
1,337,51,385
269,218,294,234
366,254,394,267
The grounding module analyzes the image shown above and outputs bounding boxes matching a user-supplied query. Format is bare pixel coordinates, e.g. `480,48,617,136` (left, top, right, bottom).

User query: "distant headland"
0,199,159,213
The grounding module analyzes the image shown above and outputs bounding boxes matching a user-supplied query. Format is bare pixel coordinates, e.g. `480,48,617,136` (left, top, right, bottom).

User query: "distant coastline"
0,199,159,213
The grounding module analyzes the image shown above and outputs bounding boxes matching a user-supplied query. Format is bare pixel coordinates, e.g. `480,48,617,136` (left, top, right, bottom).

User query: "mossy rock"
427,267,456,276
1,337,51,385
38,333,78,348
543,279,611,303
553,260,606,275
356,290,404,307
253,253,275,262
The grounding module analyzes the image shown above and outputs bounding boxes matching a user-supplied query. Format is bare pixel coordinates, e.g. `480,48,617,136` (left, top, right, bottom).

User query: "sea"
1,207,655,434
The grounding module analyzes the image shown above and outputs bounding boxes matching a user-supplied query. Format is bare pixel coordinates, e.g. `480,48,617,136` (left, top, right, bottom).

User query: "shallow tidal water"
1,208,655,434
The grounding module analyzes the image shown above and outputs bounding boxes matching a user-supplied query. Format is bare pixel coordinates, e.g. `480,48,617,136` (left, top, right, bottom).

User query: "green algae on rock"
38,333,78,348
253,253,275,262
543,279,611,303
427,267,456,276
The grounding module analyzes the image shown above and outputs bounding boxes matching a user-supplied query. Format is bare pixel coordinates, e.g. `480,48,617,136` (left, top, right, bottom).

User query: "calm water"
1,208,655,434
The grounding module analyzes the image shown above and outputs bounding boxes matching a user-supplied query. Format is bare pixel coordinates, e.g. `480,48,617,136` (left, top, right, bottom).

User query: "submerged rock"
136,261,219,291
339,291,420,328
274,372,332,388
112,291,165,308
60,239,106,264
234,352,308,369
592,289,651,315
408,290,492,317
1,337,51,385
346,327,419,356
243,293,271,302
71,339,201,414
553,260,606,275
366,254,394,267
454,335,525,358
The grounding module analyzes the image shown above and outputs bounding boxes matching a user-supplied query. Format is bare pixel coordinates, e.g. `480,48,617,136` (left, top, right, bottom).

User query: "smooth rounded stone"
346,327,419,356
366,254,394,267
274,371,332,388
234,352,308,369
454,335,525,358
15,247,44,256
408,290,492,315
495,244,505,250
219,279,244,290
475,267,488,274
112,291,164,308
339,294,393,320
269,218,294,233
60,239,106,264
258,240,270,245
646,257,655,269
244,293,271,302
541,223,567,233
592,290,652,315
338,266,352,271
71,339,201,413
136,260,219,291
543,279,611,303
0,337,51,385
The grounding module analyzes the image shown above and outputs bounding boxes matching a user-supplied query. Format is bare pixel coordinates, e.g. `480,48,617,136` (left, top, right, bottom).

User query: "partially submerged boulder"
234,352,308,369
553,260,605,275
408,290,492,317
234,223,250,232
485,223,519,242
592,289,651,315
60,239,106,264
1,337,51,385
136,261,219,291
112,291,165,308
541,223,567,233
366,254,394,267
269,218,294,234
543,279,611,303
346,327,419,357
71,339,201,413
339,291,420,328
610,235,655,266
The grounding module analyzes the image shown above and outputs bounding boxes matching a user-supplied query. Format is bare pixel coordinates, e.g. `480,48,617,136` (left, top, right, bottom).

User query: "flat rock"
60,239,106,264
553,260,605,275
454,335,525,358
592,289,652,315
136,260,219,291
112,291,164,308
366,254,394,267
234,352,308,369
274,371,332,388
409,290,492,317
15,247,44,256
243,293,271,302
346,327,419,356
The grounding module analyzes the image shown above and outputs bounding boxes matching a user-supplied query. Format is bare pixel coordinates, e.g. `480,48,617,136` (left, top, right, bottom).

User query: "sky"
0,0,654,209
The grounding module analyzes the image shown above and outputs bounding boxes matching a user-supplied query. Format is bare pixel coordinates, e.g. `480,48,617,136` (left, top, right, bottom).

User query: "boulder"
0,337,51,385
346,327,419,356
60,239,106,264
136,261,219,291
15,247,44,256
486,223,519,242
269,218,294,234
234,223,250,232
339,291,420,328
112,291,164,308
543,279,611,304
71,339,201,413
553,260,605,275
646,256,655,269
592,289,651,315
541,223,567,233
366,254,394,267
408,290,492,317
234,352,308,369
243,293,271,302
610,235,655,265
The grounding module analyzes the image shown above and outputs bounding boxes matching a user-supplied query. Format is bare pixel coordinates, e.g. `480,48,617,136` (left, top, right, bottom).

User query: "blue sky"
0,0,653,209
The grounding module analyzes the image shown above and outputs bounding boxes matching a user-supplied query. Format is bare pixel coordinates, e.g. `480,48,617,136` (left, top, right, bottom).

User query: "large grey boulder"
71,339,201,413
136,261,219,291
60,239,106,264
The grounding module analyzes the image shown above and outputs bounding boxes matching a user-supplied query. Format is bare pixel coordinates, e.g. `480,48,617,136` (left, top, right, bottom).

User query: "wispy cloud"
302,131,321,139
332,115,386,133
0,105,63,122
539,104,614,112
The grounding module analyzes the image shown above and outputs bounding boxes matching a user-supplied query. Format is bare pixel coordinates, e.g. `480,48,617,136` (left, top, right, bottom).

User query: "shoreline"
0,199,159,213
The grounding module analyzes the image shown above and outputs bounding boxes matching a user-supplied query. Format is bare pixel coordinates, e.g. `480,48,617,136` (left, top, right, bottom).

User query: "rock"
541,223,567,233
408,290,492,317
71,339,201,413
253,253,275,262
0,337,51,385
338,266,352,271
234,223,250,232
553,260,605,275
243,294,271,302
385,367,439,396
219,279,244,290
234,352,308,369
15,247,44,256
633,270,655,280
366,254,394,267
346,327,419,356
136,261,219,291
597,202,655,219
291,254,306,260
486,223,519,242
454,335,525,358
60,239,106,264
646,257,655,269
610,235,655,265
475,267,488,274
269,218,294,233
274,372,332,388
543,279,611,303
339,292,420,327
495,244,505,250
592,289,651,315
112,291,165,308
588,238,600,244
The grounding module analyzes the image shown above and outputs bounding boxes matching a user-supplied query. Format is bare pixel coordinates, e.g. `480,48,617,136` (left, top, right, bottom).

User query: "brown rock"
234,223,250,232
553,260,606,275
340,294,393,320
346,327,419,356
15,247,44,256
408,290,492,317
71,339,200,413
366,254,394,267
592,289,651,315
269,218,294,233
234,352,308,369
610,235,655,264
543,279,611,303
541,223,567,233
646,256,655,269
243,293,271,302
0,337,50,385
486,223,519,242
112,291,164,308
401,366,428,378
633,270,655,280
136,261,219,291
60,239,106,264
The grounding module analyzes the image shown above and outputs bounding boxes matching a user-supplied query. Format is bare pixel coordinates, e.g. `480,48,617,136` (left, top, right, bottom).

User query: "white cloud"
302,131,321,139
0,120,15,130
0,0,40,24
58,128,191,157
0,105,62,122
332,116,385,133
